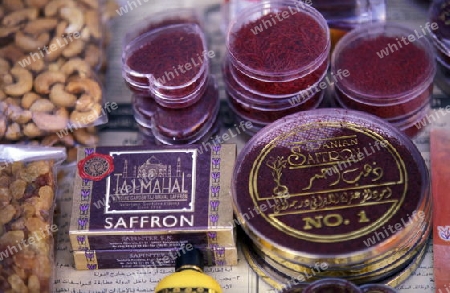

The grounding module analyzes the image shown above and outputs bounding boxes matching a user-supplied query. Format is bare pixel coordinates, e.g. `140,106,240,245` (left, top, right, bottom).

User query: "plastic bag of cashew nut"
0,144,66,293
0,0,108,142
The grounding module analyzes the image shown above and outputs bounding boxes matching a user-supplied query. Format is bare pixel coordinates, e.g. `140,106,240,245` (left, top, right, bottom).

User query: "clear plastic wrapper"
0,0,108,142
0,145,66,293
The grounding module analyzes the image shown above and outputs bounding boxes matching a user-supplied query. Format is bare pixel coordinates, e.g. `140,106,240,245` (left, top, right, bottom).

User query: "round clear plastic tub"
224,58,328,111
331,22,436,119
122,23,209,108
132,94,157,128
226,0,330,95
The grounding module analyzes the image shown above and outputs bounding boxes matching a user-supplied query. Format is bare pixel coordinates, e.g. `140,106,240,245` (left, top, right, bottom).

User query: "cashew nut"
84,44,101,68
21,92,40,109
0,91,6,101
34,71,65,94
70,102,101,126
24,18,58,34
23,122,43,137
15,31,50,52
85,9,101,40
4,67,33,97
0,27,20,38
49,83,76,107
29,99,55,112
7,105,32,124
3,8,38,27
62,39,85,58
4,97,20,106
73,128,98,145
44,0,75,17
45,21,68,62
75,94,94,112
0,44,26,64
2,74,13,86
61,58,91,77
60,6,84,34
5,123,21,140
25,0,50,9
66,77,101,103
28,57,45,72
3,0,25,12
32,111,68,131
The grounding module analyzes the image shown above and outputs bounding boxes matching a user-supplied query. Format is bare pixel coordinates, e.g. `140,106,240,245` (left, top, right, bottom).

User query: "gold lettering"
287,146,306,166
303,215,323,230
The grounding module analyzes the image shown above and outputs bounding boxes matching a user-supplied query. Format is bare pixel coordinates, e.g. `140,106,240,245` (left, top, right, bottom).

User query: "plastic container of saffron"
226,0,330,96
151,77,220,144
331,22,436,121
122,23,209,108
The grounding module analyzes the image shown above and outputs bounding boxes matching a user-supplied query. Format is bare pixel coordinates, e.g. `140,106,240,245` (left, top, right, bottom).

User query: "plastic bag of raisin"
0,145,66,293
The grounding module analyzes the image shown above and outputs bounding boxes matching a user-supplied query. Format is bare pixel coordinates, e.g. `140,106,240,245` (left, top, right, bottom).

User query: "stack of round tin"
232,109,431,291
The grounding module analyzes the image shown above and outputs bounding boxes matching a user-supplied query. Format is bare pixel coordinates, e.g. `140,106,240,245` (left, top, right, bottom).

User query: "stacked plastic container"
122,9,220,144
223,0,331,136
331,22,436,137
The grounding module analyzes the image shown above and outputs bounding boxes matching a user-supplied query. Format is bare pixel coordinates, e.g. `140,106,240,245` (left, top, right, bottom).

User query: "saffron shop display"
331,22,436,137
69,145,237,256
232,109,431,288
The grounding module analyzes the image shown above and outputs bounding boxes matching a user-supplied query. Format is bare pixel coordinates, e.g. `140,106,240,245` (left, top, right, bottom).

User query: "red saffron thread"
229,8,329,95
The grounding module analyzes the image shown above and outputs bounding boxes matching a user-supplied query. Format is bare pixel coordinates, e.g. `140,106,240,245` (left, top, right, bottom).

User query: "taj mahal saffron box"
69,144,236,251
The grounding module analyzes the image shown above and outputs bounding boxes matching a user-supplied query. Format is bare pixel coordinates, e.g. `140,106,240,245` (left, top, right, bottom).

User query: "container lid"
226,0,330,81
232,108,430,265
122,23,208,96
331,22,436,103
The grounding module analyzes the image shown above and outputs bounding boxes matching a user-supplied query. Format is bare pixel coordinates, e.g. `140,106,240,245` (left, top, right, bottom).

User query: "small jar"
302,278,361,293
331,22,436,136
122,23,209,108
226,0,330,96
360,284,398,293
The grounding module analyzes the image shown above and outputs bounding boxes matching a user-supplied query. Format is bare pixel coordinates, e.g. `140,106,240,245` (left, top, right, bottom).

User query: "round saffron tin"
331,22,436,125
232,108,430,267
225,0,330,96
122,23,209,108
